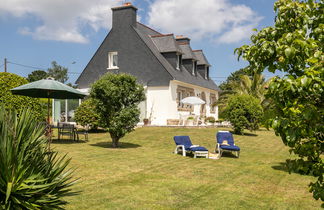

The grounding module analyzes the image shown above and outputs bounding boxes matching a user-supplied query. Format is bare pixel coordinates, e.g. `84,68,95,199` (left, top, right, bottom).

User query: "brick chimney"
175,35,190,45
111,2,137,29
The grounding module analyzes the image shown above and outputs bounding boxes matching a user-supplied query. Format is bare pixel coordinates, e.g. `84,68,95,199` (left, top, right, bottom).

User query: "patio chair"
173,136,209,158
75,124,89,141
58,122,76,141
215,131,240,158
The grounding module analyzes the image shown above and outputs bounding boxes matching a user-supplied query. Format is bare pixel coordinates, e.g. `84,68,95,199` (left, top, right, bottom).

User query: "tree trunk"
110,134,119,148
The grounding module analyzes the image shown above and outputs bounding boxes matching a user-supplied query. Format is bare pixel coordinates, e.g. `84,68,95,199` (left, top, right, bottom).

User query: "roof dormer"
193,50,211,80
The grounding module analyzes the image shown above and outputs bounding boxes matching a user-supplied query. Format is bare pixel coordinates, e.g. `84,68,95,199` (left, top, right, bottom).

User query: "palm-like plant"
230,73,272,102
217,73,272,110
0,107,77,209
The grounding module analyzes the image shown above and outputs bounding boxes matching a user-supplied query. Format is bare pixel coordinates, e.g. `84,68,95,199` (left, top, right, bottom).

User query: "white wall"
144,81,219,125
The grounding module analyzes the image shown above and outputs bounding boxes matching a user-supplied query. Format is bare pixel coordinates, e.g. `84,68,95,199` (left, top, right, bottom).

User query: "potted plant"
186,116,194,126
143,118,150,126
206,116,215,126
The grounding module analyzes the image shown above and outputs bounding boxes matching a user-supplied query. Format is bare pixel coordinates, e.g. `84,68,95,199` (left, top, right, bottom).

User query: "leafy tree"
231,73,272,102
217,69,250,117
235,0,323,204
27,70,48,82
0,107,76,209
224,94,263,135
74,98,101,130
90,73,145,147
217,68,270,117
219,68,250,91
47,61,69,83
0,72,46,121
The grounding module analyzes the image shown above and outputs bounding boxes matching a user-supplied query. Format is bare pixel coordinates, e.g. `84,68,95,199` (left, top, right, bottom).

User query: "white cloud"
0,0,124,43
147,0,262,44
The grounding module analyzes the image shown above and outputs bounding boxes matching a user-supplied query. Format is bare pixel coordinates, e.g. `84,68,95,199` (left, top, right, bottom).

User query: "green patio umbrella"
11,78,87,147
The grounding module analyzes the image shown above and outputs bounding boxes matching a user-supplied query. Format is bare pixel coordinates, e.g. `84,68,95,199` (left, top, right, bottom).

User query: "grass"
51,127,321,209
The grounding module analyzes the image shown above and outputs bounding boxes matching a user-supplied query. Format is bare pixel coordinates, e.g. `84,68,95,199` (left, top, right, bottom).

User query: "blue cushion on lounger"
187,146,208,152
219,145,240,151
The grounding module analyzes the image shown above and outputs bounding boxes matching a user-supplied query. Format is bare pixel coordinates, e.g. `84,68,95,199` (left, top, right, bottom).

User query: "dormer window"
176,54,181,70
205,66,209,79
192,60,197,75
108,52,118,69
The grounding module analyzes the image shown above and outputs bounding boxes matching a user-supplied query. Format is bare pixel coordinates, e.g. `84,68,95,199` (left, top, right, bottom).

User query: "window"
205,66,209,80
176,54,181,70
176,86,194,111
108,52,118,69
192,61,197,75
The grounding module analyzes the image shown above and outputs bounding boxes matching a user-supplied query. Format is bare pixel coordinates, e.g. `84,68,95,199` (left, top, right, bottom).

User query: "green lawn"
52,127,321,209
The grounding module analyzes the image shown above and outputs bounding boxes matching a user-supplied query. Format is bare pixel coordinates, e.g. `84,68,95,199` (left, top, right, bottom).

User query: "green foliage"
206,116,215,123
217,68,271,118
47,61,69,83
235,0,323,204
0,107,76,209
27,70,48,82
0,72,46,121
224,95,263,135
90,73,145,147
74,98,101,130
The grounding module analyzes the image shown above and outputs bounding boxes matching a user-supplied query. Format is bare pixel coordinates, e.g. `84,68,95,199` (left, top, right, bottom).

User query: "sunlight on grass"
52,127,321,209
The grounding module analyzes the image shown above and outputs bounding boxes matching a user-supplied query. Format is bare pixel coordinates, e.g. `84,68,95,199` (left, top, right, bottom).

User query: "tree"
0,108,76,209
27,70,48,82
90,73,145,147
217,68,270,117
47,61,69,83
235,0,323,204
231,73,272,102
74,98,101,130
0,72,46,121
224,94,263,135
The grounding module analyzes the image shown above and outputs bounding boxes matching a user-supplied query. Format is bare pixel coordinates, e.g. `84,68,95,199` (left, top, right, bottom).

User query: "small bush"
206,116,215,123
74,98,101,130
224,94,263,134
0,72,46,121
0,107,76,209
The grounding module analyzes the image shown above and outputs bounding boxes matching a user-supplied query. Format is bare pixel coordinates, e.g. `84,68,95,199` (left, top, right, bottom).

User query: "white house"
63,3,220,126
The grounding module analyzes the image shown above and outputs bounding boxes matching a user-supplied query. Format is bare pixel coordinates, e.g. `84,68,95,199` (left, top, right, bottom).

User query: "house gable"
76,3,219,91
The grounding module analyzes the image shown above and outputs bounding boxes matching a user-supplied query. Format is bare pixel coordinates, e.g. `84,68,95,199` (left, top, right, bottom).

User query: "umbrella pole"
47,96,52,151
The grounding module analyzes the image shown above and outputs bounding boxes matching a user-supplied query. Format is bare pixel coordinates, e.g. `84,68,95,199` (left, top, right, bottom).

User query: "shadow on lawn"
90,141,141,149
271,162,313,176
272,162,289,172
51,139,87,144
220,151,239,158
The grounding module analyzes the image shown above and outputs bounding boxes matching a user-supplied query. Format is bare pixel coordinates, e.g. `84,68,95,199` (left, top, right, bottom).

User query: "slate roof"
133,23,219,91
178,44,198,60
193,50,210,66
151,34,182,54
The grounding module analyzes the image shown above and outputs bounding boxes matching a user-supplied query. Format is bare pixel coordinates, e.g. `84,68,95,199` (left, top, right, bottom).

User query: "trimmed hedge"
0,72,46,121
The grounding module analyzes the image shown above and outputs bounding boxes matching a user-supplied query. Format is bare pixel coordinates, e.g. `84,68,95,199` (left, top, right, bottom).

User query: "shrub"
206,116,215,123
224,94,263,134
74,98,101,130
0,107,76,209
187,116,194,120
0,72,46,121
91,73,145,147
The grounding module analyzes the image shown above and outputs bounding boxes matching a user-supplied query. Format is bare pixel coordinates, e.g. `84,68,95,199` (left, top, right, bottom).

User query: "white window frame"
192,60,197,75
108,51,118,69
176,54,181,70
205,66,208,80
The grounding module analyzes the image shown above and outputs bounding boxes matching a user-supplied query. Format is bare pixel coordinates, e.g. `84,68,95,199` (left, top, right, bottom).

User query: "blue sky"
0,0,277,85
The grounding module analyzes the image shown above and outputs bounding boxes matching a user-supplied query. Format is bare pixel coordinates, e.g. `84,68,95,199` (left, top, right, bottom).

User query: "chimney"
111,2,137,29
175,35,190,45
